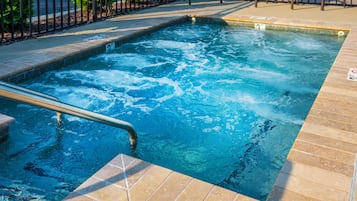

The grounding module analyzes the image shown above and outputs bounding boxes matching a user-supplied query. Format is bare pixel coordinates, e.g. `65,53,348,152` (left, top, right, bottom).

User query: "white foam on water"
92,53,152,69
66,116,82,122
54,69,183,112
152,40,196,50
175,62,187,73
239,67,290,81
288,37,324,50
216,79,243,84
193,84,209,96
194,115,214,124
221,91,304,125
82,34,107,42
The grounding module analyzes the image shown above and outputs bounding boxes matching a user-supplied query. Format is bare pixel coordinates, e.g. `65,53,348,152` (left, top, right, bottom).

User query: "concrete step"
0,113,15,143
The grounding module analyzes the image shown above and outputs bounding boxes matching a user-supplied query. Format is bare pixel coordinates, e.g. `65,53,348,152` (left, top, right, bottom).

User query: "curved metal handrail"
0,81,138,150
0,81,65,126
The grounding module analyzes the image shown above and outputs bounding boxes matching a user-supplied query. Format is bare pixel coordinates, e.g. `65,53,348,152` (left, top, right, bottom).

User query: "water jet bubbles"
337,30,345,37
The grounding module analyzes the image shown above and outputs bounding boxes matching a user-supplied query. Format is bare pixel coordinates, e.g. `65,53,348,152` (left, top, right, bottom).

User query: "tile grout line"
108,162,124,170
127,164,151,190
127,158,139,168
81,193,101,201
92,175,127,190
288,149,354,176
202,184,215,201
348,153,357,201
121,154,132,201
145,171,174,201
278,170,351,191
298,130,357,145
232,193,240,201
295,138,357,156
68,182,101,201
173,177,194,201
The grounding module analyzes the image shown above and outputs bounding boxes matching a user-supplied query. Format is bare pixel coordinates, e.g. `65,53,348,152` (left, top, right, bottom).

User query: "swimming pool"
0,20,344,200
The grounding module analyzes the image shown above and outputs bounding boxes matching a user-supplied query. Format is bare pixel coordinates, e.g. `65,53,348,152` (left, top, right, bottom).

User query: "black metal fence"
0,0,355,45
0,0,174,45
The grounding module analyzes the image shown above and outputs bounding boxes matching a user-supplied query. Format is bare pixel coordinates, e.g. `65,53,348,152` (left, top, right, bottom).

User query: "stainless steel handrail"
0,81,59,101
0,81,64,125
0,81,138,150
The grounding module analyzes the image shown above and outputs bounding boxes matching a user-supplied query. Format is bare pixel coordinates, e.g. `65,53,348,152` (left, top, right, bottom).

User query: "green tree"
0,0,33,32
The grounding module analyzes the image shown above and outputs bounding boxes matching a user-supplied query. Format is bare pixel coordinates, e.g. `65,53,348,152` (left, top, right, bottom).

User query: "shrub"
0,0,33,32
72,0,114,11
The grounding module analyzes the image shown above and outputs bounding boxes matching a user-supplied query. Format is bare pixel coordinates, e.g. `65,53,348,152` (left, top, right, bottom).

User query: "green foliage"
0,0,33,32
73,0,114,11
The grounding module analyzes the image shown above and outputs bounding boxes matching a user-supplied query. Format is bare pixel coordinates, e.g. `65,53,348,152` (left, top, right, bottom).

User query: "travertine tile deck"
64,154,257,201
1,1,357,201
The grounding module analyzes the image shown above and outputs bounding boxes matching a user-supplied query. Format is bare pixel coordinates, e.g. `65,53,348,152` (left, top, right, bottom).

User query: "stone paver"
64,154,257,201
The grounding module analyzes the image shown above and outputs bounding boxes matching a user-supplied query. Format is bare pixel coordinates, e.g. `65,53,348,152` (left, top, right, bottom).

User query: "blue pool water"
0,21,344,200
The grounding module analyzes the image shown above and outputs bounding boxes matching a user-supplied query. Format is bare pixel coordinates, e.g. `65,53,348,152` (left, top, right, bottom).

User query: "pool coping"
64,153,258,201
0,1,357,200
0,16,188,83
0,15,351,83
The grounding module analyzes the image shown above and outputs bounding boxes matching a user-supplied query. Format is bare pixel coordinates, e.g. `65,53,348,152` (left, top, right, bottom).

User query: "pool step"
64,154,257,201
0,113,15,143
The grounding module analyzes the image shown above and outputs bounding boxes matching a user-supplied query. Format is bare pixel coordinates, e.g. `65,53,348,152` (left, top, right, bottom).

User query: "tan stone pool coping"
0,1,357,200
64,153,257,201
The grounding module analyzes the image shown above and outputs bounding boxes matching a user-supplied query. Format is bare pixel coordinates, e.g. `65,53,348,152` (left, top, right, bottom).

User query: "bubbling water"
0,21,343,200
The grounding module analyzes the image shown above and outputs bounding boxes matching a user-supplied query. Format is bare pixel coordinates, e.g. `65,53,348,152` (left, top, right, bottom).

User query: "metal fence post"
93,0,97,21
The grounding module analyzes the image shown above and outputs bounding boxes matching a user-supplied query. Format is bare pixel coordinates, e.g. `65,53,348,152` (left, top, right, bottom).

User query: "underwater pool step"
64,154,257,201
0,113,15,143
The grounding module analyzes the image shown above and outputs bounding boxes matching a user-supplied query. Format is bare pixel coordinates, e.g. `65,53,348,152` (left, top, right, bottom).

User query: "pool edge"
0,2,356,201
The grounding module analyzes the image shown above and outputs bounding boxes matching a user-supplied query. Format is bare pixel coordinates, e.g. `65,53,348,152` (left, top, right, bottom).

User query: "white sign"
347,68,357,81
254,23,266,31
